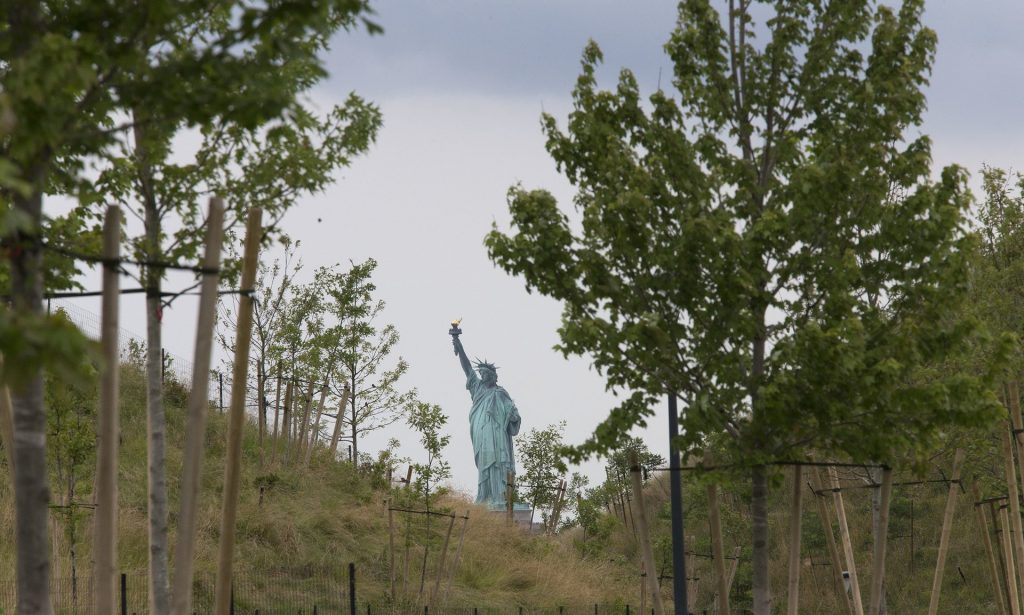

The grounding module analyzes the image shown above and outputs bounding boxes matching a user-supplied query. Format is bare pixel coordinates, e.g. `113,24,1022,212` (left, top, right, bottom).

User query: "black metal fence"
0,569,666,615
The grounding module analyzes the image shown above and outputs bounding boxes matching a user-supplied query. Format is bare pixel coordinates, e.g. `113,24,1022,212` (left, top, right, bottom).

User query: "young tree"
486,2,1003,611
0,2,379,613
516,421,566,525
218,238,303,444
604,437,665,496
407,401,452,510
323,259,416,463
45,360,97,607
973,167,1024,352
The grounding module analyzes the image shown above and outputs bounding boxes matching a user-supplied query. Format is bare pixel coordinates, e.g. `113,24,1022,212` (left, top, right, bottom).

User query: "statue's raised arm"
449,319,473,378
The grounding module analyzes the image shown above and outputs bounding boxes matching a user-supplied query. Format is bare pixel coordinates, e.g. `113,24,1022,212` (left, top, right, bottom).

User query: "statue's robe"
466,371,521,505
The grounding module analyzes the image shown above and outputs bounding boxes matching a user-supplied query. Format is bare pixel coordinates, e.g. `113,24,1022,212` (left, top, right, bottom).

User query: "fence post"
120,573,127,615
219,372,224,414
350,562,357,615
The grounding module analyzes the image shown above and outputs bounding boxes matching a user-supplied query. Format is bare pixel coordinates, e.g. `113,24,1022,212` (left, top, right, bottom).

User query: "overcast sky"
59,1,1024,498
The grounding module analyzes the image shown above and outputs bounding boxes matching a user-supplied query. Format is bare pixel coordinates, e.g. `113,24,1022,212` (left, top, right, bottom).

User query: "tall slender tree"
0,2,379,613
486,2,1004,611
323,259,416,463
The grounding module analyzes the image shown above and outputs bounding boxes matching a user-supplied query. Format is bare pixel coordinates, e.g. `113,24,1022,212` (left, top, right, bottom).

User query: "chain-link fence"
48,298,244,417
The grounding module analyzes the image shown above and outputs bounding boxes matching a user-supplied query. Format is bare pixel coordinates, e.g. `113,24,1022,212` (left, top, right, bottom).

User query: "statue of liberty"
449,321,521,506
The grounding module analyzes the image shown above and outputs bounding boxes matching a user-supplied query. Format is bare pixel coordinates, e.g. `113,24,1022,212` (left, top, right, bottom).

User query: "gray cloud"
326,0,678,100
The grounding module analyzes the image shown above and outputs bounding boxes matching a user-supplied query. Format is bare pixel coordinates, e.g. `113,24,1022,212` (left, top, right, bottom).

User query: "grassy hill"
0,363,1011,614
0,365,636,614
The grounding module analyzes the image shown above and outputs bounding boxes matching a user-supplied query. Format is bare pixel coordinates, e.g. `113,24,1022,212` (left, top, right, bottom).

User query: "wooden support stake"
973,483,1009,615
93,206,121,615
278,379,292,463
810,468,854,615
1003,505,1022,615
272,362,281,442
506,471,514,526
430,513,456,608
257,361,265,469
304,383,329,466
726,546,741,597
927,448,965,615
1008,381,1024,600
829,466,865,615
707,482,729,615
329,384,351,458
993,501,1015,613
628,450,664,615
548,479,566,533
214,207,262,615
0,384,13,481
171,198,225,615
388,506,397,600
787,465,803,615
868,467,892,615
443,513,470,607
1004,424,1024,612
294,379,314,463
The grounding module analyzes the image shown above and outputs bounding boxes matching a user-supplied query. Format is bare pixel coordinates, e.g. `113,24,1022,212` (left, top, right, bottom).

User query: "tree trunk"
350,373,359,464
145,281,170,615
752,464,771,615
10,187,55,615
141,188,170,615
68,471,78,608
134,108,171,615
257,361,265,469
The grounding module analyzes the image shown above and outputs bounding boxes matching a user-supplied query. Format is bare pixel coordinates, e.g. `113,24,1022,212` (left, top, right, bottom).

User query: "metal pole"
668,394,688,614
219,372,224,414
349,562,357,615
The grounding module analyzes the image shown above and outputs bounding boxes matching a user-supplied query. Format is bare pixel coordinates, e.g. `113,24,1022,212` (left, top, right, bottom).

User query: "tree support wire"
387,507,469,520
31,287,253,300
648,459,890,473
38,241,220,275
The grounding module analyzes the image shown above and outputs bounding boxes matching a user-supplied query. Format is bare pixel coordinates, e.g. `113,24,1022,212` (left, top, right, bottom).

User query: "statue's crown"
474,359,498,372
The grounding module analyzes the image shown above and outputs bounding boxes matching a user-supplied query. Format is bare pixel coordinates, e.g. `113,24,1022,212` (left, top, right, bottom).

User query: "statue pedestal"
488,502,533,527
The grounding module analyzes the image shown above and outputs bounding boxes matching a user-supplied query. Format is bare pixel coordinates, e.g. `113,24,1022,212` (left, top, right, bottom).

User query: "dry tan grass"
2,366,1001,614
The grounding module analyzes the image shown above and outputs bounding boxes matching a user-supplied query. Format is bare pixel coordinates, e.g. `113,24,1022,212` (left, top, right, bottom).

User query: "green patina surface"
451,330,521,505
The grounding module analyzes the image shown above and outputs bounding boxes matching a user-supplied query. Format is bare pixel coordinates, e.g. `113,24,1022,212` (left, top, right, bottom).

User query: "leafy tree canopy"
487,0,1007,471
